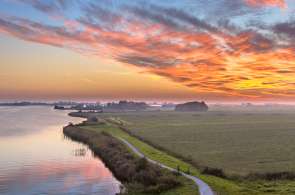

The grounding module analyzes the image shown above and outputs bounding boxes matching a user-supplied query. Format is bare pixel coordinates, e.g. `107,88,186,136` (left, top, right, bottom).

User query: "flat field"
98,107,295,176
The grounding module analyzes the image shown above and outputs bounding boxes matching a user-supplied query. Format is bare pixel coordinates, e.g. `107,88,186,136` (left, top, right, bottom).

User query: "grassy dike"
81,122,245,195
64,123,199,195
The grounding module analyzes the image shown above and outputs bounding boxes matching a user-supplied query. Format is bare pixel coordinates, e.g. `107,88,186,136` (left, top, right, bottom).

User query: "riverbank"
63,123,199,195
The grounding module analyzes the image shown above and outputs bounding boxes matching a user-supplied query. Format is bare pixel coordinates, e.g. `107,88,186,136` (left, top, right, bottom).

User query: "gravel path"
118,137,215,195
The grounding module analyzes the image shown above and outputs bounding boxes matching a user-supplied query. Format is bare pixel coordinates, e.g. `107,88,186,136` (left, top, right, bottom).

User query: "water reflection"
1,158,119,195
0,106,120,195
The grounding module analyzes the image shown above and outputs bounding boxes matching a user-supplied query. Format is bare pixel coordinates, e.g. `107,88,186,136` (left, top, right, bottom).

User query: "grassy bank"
70,111,295,195
82,125,244,194
64,124,199,195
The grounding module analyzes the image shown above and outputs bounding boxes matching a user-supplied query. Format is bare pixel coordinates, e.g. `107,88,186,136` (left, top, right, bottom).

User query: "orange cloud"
1,3,295,100
245,0,286,8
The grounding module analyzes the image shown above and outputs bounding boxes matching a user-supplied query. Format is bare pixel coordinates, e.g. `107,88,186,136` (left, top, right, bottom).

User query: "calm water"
0,106,120,195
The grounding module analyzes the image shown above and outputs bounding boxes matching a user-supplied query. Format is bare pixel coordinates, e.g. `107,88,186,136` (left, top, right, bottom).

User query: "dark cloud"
125,6,182,30
0,16,80,48
276,70,294,74
152,71,193,82
116,54,183,68
273,20,295,40
0,18,35,36
80,2,122,30
196,0,266,21
148,5,219,33
17,0,71,14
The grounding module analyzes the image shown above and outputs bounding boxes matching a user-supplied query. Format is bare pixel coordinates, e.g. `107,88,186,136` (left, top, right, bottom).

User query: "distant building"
175,101,208,112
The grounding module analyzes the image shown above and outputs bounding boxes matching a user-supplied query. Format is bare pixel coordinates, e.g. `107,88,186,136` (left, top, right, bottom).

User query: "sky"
1,0,295,102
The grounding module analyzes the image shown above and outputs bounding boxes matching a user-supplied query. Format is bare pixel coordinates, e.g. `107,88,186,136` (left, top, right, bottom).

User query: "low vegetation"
63,125,197,195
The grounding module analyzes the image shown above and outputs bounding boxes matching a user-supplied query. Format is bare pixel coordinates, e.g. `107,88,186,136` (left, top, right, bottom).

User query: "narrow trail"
118,137,215,195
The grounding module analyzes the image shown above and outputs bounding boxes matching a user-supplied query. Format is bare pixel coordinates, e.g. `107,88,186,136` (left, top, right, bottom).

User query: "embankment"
63,124,181,194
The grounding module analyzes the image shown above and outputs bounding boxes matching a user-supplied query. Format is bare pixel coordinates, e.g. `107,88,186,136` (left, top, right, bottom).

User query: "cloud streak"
244,0,286,8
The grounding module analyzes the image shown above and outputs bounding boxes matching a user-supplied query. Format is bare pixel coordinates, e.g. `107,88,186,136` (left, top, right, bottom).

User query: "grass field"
71,106,295,194
96,108,295,176
79,120,295,195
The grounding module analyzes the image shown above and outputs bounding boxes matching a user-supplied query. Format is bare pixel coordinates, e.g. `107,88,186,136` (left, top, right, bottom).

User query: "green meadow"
98,109,295,176
69,108,295,195
73,106,295,195
78,120,295,195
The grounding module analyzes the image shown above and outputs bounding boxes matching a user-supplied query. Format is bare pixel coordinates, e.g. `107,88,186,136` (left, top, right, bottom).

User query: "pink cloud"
245,0,286,8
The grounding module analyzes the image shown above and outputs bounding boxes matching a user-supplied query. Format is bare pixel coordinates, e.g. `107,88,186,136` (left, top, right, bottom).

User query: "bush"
135,157,148,171
87,116,98,122
202,166,227,178
246,172,295,181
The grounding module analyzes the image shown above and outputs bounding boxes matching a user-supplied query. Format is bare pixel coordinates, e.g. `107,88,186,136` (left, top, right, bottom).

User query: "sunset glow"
1,0,295,101
245,0,286,8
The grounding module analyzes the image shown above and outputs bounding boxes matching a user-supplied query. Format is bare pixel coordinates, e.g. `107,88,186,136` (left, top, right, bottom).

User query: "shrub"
246,172,295,181
202,166,227,178
87,116,98,122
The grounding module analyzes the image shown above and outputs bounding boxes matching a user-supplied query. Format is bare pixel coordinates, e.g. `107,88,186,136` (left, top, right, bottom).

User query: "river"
0,106,121,195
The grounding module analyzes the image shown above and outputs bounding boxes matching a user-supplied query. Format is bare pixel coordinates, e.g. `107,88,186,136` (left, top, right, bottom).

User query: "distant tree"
175,101,208,112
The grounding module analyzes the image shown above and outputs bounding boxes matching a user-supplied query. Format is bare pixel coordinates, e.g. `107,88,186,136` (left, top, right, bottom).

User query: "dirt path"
118,137,215,195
